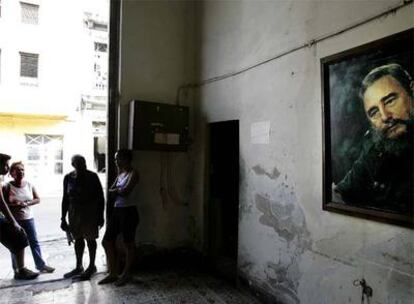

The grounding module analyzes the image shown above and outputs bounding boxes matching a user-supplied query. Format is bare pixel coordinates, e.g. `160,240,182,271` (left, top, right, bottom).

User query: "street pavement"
32,196,63,242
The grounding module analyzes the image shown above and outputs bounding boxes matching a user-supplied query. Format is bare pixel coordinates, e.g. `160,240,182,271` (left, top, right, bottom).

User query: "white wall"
118,0,413,302
192,0,413,303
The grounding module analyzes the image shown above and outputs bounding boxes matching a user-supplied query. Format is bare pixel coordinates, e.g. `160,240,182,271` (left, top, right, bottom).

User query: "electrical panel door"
128,100,189,151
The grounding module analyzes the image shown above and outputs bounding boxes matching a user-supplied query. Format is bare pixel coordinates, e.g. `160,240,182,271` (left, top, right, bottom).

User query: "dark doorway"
207,120,239,281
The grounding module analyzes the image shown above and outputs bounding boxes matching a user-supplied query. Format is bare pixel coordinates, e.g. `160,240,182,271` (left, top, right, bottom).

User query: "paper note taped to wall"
154,133,180,145
251,121,270,144
167,133,180,145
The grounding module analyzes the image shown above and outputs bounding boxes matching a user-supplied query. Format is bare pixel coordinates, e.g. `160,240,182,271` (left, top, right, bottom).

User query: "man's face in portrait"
363,75,413,140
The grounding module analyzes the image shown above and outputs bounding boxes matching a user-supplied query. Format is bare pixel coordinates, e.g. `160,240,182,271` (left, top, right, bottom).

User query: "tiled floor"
0,223,261,304
0,269,262,304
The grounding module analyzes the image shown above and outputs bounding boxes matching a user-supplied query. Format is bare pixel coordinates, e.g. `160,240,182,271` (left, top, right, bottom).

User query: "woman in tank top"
99,149,139,286
3,161,54,274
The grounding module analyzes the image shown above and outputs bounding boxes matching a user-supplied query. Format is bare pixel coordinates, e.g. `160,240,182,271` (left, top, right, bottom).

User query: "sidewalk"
0,237,107,288
0,195,107,288
30,196,65,242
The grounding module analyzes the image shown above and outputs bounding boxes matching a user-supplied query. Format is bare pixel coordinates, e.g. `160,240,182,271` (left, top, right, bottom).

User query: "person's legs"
11,253,17,272
98,210,120,284
115,241,135,286
98,239,118,284
79,239,98,280
0,219,39,280
22,219,54,272
115,207,139,286
86,239,97,269
13,249,38,280
63,238,85,278
74,238,85,269
20,219,46,270
14,249,25,270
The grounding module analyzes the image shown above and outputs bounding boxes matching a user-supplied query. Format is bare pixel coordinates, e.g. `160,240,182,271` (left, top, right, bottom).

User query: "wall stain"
239,260,254,272
381,252,414,271
252,165,280,180
239,157,253,222
239,201,253,219
265,262,300,304
357,232,414,279
253,193,312,304
309,249,355,267
255,194,311,250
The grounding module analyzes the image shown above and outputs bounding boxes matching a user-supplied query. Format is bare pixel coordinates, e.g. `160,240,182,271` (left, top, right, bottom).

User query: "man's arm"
0,186,23,231
93,173,105,227
335,149,372,204
60,175,69,231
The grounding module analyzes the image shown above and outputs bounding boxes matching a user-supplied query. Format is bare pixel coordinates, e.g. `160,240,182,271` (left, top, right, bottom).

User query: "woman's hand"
108,187,118,193
10,200,27,207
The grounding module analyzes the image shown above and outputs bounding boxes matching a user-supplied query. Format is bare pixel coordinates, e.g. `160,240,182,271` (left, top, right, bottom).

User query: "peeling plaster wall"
118,0,198,248
193,1,414,303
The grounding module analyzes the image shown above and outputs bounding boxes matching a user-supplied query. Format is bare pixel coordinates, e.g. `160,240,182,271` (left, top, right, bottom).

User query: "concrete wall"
192,0,413,303
118,0,413,302
118,0,197,248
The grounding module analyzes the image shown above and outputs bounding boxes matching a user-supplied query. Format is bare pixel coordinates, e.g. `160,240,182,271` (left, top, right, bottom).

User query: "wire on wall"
160,151,190,207
175,0,412,98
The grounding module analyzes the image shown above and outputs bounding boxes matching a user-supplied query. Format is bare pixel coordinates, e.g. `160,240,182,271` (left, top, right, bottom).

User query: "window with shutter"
20,2,39,24
20,52,38,78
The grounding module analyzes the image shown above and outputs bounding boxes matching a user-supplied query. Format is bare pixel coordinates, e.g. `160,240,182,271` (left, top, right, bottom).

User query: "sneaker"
63,267,84,279
14,268,39,280
79,266,97,280
39,265,55,273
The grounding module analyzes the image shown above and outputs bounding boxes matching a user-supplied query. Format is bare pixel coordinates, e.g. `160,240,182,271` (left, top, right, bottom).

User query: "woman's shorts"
103,206,139,243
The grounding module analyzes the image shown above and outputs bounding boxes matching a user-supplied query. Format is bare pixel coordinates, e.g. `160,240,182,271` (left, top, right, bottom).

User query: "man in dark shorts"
60,154,104,280
0,153,38,280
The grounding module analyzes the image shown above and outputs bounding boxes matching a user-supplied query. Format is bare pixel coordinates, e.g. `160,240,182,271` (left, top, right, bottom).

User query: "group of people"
0,149,139,286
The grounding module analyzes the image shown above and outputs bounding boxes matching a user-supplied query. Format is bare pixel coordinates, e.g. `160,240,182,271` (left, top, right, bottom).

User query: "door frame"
204,120,240,281
107,0,121,218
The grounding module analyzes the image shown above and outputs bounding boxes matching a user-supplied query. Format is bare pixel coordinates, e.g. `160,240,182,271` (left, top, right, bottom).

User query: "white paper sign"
167,133,180,145
251,121,270,144
154,133,180,145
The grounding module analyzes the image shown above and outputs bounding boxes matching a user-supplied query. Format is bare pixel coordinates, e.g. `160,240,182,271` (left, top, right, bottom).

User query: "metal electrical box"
128,100,189,151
